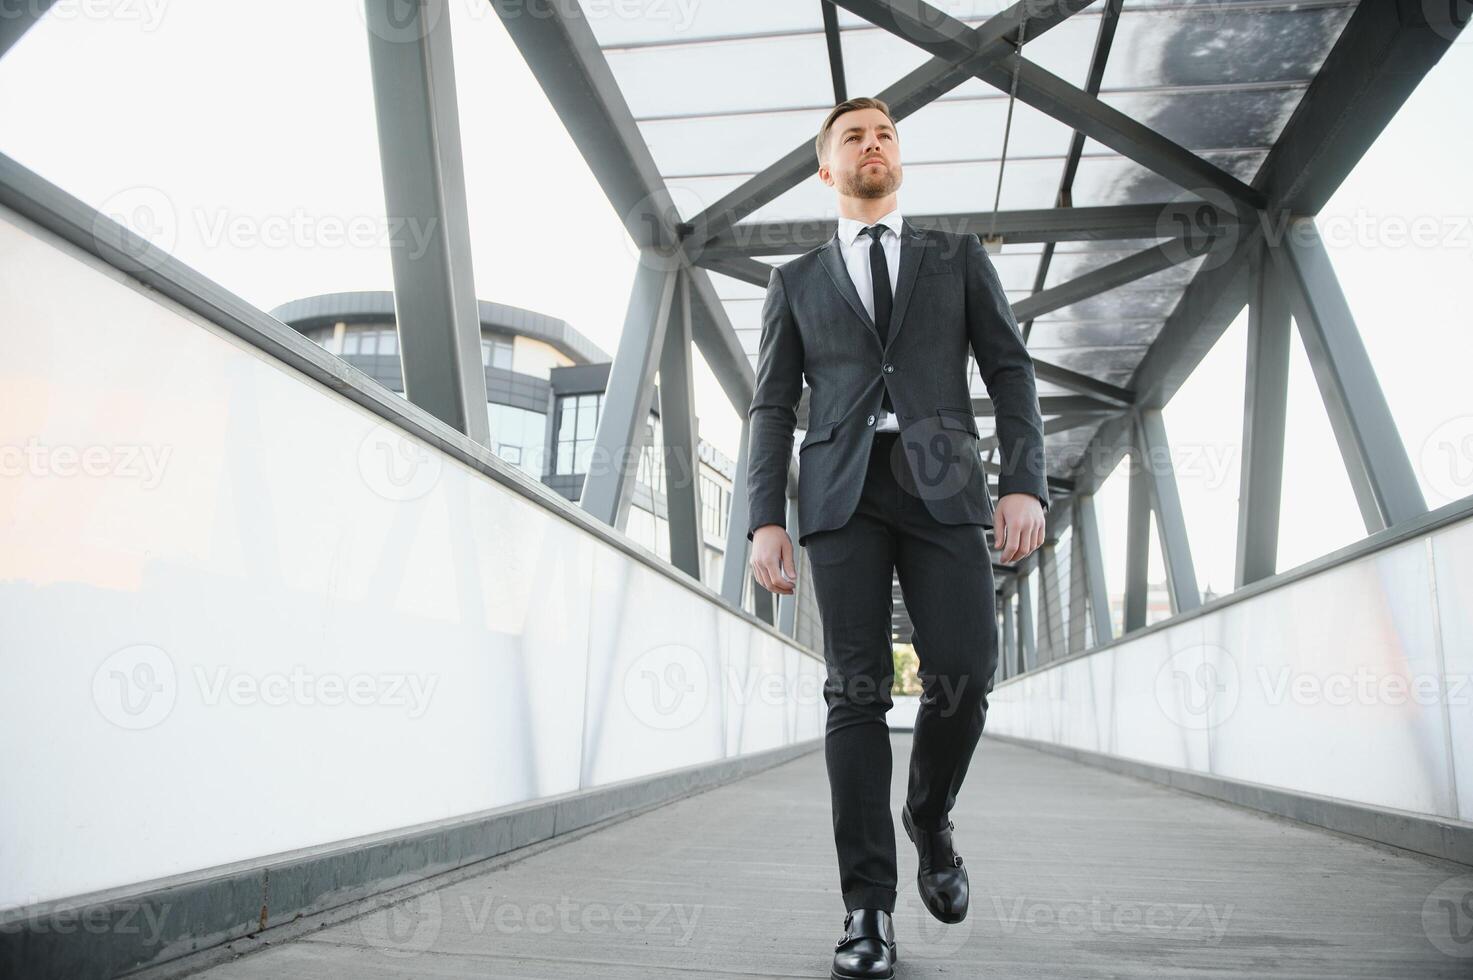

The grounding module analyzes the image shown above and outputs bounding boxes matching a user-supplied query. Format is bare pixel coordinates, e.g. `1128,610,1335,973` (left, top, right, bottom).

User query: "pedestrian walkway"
190,734,1470,978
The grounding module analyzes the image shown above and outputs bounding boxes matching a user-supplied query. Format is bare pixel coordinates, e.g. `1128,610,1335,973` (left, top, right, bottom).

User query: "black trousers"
802,429,998,914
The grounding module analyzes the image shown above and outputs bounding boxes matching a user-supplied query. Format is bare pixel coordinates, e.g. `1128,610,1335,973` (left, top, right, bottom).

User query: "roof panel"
579,0,1364,489
1098,2,1354,89
605,34,834,118
583,0,824,48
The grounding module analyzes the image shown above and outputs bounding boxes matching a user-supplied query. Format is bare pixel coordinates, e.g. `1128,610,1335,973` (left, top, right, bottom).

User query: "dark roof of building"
269,290,612,366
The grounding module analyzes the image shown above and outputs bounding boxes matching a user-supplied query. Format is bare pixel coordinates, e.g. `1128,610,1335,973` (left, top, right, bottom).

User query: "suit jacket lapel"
885,220,926,354
818,232,876,340
818,219,929,354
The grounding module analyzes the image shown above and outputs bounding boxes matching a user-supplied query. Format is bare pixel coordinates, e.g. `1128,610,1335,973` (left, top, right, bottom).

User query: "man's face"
821,107,902,199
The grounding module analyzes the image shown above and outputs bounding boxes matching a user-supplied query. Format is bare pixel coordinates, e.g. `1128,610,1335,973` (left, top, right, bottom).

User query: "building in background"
270,291,736,586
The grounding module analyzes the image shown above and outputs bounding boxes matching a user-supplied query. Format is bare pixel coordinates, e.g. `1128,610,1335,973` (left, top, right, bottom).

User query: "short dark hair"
815,97,896,167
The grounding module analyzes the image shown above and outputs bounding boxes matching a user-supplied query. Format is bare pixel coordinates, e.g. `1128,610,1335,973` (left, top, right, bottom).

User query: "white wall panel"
0,206,825,909
990,508,1473,823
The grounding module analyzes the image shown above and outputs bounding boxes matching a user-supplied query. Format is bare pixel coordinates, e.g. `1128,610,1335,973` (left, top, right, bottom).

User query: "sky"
0,1,1468,602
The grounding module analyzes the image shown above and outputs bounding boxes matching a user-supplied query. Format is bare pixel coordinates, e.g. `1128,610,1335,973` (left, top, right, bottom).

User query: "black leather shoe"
830,907,896,979
901,801,969,923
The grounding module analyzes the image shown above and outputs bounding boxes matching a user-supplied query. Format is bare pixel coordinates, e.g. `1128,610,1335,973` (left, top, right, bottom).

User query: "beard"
839,161,901,199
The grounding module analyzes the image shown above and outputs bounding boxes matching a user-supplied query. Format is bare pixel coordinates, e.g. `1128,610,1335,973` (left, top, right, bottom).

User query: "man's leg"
892,511,997,832
802,446,901,913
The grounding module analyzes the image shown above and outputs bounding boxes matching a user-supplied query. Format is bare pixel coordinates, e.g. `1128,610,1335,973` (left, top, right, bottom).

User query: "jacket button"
866,414,875,426
883,363,894,373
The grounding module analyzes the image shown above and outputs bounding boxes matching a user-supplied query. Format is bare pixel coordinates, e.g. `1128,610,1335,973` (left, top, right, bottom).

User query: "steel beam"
0,0,53,60
1236,237,1291,587
660,270,704,580
1017,570,1037,673
1137,409,1200,614
489,0,772,448
778,494,801,637
821,0,847,104
1035,541,1066,664
722,421,755,607
1068,501,1090,655
699,202,1239,259
1269,218,1426,532
1001,585,1017,680
581,261,677,529
364,0,489,444
1010,237,1213,324
1123,436,1151,632
1254,0,1468,214
1075,492,1114,646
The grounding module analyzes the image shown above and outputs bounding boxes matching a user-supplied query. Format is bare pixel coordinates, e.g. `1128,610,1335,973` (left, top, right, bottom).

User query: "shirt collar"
837,207,903,247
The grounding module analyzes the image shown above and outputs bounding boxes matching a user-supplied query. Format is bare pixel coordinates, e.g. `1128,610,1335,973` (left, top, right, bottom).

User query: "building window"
700,473,728,538
555,392,603,476
636,416,664,493
481,334,513,370
486,403,546,480
340,326,397,356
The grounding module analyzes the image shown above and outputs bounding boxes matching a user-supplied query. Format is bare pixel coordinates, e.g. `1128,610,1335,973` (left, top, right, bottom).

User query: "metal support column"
364,0,489,445
0,1,54,60
581,260,677,529
1017,568,1038,673
1068,499,1090,654
659,270,704,580
1123,439,1151,632
753,566,775,626
777,494,801,637
721,421,754,607
1236,236,1292,586
1137,409,1201,615
1075,492,1114,646
1268,216,1426,532
1001,584,1018,680
1035,542,1065,664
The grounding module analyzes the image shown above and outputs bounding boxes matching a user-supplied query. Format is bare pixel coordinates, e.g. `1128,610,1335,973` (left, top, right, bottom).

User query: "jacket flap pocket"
936,407,978,436
799,420,837,450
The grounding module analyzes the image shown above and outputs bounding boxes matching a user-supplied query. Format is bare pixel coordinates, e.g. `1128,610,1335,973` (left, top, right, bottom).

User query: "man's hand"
994,493,1045,564
750,524,796,595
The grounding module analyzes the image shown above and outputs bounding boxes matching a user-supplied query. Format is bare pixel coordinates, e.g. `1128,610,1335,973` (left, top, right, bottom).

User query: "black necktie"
863,224,894,414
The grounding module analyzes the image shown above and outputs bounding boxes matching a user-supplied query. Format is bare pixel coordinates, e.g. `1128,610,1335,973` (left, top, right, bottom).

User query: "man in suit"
744,97,1049,980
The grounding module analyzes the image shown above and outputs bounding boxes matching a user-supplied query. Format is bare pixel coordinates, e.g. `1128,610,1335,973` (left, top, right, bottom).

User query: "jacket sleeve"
963,232,1050,513
745,264,804,541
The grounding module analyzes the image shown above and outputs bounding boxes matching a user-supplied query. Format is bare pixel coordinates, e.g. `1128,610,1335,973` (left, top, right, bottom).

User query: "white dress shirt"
835,206,903,431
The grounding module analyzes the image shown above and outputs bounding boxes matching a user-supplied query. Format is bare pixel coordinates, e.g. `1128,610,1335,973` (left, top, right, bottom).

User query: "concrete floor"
187,734,1472,979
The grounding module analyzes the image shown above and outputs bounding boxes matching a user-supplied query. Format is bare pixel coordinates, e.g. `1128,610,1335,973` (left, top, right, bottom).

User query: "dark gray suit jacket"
745,219,1049,547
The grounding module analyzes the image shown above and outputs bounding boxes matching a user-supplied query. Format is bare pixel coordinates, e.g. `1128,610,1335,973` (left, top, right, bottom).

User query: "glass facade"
487,402,546,480
481,335,513,370
555,392,603,476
